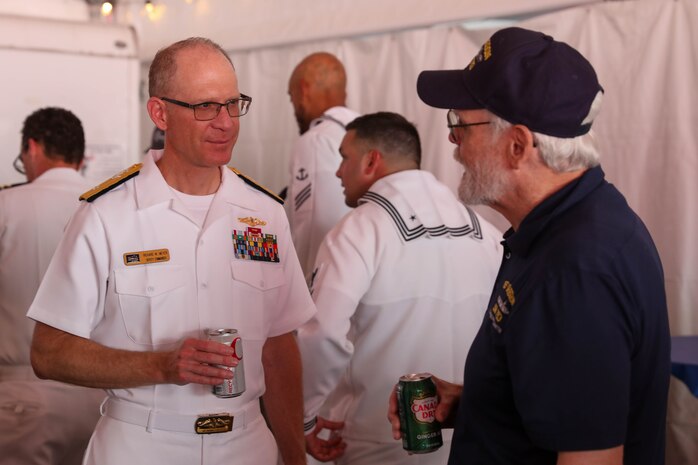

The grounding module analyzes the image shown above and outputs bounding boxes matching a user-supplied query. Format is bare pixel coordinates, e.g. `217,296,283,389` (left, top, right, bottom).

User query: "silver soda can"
207,328,246,398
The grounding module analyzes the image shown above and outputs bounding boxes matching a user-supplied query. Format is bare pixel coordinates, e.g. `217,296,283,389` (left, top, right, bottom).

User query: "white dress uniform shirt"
0,167,105,465
285,106,360,278
27,151,315,465
297,170,502,465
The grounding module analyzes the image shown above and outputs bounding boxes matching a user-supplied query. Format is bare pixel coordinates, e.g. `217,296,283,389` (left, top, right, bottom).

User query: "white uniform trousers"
84,406,278,465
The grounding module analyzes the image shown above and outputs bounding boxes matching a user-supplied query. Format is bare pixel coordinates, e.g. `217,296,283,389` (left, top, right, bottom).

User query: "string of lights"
86,0,197,21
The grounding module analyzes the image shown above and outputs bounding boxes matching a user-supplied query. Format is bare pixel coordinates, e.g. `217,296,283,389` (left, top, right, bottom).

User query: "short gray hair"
149,37,233,97
489,91,603,172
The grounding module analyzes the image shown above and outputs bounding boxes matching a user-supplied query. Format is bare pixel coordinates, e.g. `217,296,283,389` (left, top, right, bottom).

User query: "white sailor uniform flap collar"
357,170,483,242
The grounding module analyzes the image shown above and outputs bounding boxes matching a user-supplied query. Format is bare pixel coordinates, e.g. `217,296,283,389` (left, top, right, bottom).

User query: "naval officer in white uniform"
286,52,360,279
28,38,315,465
0,107,104,465
298,112,502,464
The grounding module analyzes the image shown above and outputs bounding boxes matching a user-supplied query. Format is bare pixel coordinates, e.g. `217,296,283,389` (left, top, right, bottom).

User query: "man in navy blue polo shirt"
388,27,670,465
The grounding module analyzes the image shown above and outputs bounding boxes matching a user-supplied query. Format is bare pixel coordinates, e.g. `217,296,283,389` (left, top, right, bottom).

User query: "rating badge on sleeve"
233,227,280,263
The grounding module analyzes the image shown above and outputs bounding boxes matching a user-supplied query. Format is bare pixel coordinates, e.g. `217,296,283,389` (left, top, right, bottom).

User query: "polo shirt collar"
503,166,606,256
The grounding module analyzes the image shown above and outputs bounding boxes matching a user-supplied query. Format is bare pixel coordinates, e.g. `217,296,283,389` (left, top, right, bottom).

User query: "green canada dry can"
396,373,443,453
207,328,246,398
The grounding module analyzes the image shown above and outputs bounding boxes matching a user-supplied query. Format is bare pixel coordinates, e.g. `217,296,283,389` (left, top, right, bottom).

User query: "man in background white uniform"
298,112,502,464
28,38,314,465
286,52,360,278
0,107,104,465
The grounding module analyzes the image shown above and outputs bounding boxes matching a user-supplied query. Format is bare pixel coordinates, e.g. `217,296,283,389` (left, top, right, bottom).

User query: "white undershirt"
169,187,215,228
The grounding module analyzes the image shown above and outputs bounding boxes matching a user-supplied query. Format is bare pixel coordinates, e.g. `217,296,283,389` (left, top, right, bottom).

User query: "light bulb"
100,2,114,16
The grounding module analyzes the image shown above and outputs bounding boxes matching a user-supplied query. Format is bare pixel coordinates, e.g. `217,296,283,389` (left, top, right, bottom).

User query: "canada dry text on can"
396,373,443,453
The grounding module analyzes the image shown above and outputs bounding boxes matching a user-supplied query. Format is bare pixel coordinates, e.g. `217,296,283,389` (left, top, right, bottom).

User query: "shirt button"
147,286,155,293
201,282,208,289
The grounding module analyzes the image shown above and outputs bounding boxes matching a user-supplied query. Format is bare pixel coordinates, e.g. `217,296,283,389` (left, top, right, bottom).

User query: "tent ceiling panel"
121,0,600,59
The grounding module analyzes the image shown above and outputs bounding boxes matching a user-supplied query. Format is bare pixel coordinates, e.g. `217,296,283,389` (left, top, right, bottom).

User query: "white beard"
455,146,508,206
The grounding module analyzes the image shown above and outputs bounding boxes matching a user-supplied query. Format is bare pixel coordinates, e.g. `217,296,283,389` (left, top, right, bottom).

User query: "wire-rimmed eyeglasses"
447,109,490,143
13,153,25,175
161,94,252,121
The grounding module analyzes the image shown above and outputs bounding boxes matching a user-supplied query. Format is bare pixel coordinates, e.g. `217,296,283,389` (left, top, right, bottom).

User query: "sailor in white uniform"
27,38,314,465
298,112,502,464
0,107,104,465
286,52,360,278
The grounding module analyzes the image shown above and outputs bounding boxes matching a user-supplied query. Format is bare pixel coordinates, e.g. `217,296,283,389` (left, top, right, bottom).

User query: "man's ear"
506,125,536,169
364,149,382,176
299,79,312,104
147,97,168,131
26,138,43,159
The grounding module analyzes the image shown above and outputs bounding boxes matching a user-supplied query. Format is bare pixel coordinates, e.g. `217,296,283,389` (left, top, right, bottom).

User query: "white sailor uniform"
0,168,105,465
298,169,502,465
285,106,360,278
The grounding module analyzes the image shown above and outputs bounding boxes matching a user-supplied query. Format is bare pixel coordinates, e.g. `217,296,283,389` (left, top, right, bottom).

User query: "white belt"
0,365,39,381
101,397,261,434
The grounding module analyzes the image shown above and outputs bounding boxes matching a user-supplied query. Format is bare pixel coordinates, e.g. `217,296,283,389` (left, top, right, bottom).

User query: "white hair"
489,91,603,173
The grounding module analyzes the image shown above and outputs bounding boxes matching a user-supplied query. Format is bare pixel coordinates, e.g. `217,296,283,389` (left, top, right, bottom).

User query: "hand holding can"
207,328,246,398
396,373,443,453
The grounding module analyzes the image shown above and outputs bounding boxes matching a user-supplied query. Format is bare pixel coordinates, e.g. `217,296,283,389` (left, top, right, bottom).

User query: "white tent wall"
0,14,140,185
137,0,698,336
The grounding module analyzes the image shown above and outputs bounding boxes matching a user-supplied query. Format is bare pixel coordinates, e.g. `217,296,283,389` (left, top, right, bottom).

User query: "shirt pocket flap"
230,261,285,290
114,265,186,297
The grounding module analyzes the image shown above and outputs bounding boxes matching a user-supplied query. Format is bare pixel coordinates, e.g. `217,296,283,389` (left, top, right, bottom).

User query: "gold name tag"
195,414,233,434
123,249,170,266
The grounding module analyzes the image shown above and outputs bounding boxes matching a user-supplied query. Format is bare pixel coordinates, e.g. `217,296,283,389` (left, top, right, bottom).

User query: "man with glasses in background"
0,107,104,465
28,38,315,465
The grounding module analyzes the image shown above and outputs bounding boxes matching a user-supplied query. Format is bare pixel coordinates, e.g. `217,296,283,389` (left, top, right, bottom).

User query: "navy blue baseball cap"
417,27,603,138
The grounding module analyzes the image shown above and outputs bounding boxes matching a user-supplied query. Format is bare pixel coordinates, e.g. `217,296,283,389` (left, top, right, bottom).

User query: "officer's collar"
135,151,259,211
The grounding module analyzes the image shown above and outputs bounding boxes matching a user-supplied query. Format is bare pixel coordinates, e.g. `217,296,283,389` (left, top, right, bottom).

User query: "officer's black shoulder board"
0,181,28,191
80,163,142,202
229,167,283,205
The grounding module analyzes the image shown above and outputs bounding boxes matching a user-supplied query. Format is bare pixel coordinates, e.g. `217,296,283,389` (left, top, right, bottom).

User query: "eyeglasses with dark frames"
161,94,252,121
447,109,490,142
13,153,25,175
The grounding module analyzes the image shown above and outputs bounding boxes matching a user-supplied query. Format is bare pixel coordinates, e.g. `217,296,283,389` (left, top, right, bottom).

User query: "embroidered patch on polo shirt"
488,280,516,333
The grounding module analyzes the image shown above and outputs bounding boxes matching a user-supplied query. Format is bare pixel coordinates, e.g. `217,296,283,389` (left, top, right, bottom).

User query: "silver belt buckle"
195,413,233,434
